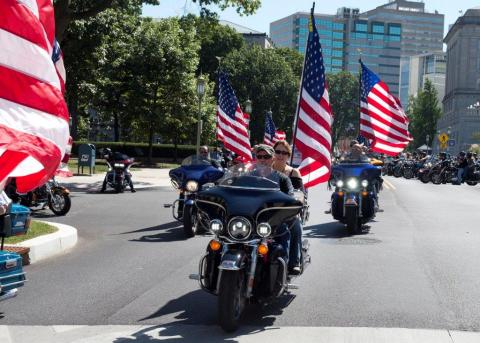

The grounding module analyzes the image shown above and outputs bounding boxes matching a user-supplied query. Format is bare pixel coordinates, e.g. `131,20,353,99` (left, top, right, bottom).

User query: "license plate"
5,259,17,269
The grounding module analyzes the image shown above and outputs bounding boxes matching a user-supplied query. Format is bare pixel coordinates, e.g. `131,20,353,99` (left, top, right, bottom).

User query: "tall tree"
327,71,359,148
408,79,442,149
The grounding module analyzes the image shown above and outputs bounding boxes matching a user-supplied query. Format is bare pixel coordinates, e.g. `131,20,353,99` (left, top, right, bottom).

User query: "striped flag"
291,9,333,188
217,72,252,161
0,0,70,192
359,61,412,156
263,111,286,146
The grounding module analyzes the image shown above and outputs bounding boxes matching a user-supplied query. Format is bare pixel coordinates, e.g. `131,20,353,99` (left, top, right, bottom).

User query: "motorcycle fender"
345,194,358,206
52,187,69,195
218,250,247,271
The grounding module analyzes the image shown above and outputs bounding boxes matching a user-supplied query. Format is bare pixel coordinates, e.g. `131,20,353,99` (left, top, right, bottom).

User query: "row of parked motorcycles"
382,156,480,185
165,154,381,332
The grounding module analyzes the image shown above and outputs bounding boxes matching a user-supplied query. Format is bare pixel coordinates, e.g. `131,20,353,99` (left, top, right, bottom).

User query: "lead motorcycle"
166,155,224,237
192,164,310,332
330,159,381,234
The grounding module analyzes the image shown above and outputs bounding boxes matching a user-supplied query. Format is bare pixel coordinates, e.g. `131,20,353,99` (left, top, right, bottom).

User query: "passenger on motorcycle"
254,144,299,273
272,140,304,275
100,148,136,193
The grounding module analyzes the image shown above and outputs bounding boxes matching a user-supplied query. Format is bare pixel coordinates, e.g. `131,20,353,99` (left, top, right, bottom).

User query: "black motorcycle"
192,164,310,332
430,159,457,185
6,178,71,216
462,161,480,186
102,152,135,193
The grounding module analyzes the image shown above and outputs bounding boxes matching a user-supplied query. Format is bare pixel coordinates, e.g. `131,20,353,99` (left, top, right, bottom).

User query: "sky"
142,0,480,38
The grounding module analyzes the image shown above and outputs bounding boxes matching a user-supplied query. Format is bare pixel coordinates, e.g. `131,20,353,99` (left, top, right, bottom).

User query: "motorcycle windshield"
181,155,213,167
218,164,280,190
332,162,380,180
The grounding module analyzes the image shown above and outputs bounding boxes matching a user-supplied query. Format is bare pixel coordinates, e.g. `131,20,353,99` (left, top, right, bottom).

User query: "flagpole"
357,50,363,138
290,2,315,166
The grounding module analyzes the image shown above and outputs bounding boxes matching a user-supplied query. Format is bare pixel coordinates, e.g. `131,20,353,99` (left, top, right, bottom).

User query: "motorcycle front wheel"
48,192,71,216
403,168,414,179
183,204,197,237
346,206,361,235
430,172,442,185
420,173,430,183
218,271,245,333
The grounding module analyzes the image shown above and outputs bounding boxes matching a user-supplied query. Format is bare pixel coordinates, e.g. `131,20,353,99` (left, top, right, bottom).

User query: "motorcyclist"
198,146,222,169
254,144,296,272
100,148,136,193
344,140,369,162
453,151,467,185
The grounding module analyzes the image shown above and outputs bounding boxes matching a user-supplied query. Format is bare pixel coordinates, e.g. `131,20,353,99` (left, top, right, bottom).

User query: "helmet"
103,147,112,158
459,151,466,157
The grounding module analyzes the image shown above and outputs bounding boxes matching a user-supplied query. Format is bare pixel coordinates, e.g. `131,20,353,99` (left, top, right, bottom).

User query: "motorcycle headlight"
186,181,198,192
336,180,344,188
209,219,223,234
114,163,125,168
228,216,252,240
361,180,368,188
347,178,359,190
256,223,272,238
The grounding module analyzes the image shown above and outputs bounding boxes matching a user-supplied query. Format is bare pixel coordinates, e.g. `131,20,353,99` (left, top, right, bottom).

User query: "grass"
4,221,58,244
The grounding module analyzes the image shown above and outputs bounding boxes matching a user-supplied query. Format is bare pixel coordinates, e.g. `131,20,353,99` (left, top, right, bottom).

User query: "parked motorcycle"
430,159,457,185
330,160,380,234
6,178,71,216
417,158,437,183
166,155,224,237
462,161,480,186
102,152,135,193
192,164,310,332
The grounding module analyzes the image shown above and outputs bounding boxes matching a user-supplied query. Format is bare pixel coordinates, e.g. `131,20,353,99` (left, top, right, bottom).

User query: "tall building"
270,1,445,101
270,8,402,95
439,7,480,154
362,1,444,106
407,52,446,103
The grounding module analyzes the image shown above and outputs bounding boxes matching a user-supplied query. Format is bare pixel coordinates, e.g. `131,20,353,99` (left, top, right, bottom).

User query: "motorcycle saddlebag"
9,204,31,237
0,250,26,295
331,193,344,220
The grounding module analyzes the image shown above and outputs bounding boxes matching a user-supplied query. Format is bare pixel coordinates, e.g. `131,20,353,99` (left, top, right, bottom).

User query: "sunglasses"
256,154,272,160
275,150,290,156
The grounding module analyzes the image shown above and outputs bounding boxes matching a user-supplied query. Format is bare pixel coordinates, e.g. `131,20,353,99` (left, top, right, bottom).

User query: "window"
333,41,344,48
332,59,343,66
322,48,332,56
333,23,344,30
332,50,342,57
355,22,368,32
332,32,343,39
372,23,384,34
299,18,308,25
477,40,480,72
388,25,401,36
388,35,400,42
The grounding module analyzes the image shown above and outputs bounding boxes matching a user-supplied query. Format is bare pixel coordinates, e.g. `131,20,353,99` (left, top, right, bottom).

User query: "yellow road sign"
440,142,448,150
438,133,449,144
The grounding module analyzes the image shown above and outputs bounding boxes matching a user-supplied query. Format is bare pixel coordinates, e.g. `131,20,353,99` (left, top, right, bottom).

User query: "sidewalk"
56,168,171,193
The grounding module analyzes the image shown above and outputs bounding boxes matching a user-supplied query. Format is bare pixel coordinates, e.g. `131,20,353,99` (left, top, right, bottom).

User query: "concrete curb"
15,221,78,264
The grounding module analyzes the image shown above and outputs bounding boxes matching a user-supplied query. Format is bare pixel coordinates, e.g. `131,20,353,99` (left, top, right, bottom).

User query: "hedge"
72,141,197,159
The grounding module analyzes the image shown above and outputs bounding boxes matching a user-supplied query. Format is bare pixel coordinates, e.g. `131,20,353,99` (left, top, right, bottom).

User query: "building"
219,20,273,48
407,52,446,104
270,8,402,95
362,1,444,106
439,7,480,154
270,1,445,101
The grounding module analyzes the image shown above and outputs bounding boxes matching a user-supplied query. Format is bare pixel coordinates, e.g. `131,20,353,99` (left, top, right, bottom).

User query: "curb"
14,221,78,264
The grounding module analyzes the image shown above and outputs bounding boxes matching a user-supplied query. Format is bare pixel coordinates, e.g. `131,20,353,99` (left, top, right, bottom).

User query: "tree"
326,71,360,149
222,46,301,143
54,0,261,43
408,79,442,149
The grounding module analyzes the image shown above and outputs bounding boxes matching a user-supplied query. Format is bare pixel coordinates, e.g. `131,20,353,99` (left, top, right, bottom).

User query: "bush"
72,141,197,160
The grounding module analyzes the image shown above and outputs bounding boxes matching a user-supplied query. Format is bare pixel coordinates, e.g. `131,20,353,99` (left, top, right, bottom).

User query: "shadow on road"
120,221,180,235
304,221,371,239
112,289,294,342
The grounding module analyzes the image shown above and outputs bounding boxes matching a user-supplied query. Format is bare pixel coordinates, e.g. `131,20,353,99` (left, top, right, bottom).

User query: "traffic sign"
438,133,449,144
448,139,456,147
440,142,448,150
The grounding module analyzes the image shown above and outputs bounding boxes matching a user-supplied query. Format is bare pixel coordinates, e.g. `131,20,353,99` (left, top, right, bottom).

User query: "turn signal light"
258,244,269,255
362,191,368,197
337,191,344,197
209,240,221,251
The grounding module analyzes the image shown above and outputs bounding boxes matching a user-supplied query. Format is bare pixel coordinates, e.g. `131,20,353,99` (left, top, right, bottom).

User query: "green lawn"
4,221,58,244
68,158,178,174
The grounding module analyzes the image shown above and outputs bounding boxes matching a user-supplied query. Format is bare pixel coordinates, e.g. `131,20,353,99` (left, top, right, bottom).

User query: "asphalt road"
2,177,480,333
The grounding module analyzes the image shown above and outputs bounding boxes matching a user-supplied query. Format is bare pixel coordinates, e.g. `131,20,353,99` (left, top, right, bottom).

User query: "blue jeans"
289,218,303,268
275,224,291,265
457,168,465,183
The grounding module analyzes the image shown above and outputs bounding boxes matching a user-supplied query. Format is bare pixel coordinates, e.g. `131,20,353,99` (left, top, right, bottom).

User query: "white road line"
384,179,396,190
0,326,12,343
383,182,391,190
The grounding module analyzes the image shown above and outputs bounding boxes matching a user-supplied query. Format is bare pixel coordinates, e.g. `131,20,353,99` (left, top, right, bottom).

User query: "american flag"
263,111,286,146
217,72,252,161
291,10,333,188
360,61,412,156
0,0,70,192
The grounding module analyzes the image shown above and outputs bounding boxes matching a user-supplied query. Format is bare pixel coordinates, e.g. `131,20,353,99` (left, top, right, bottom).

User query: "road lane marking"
384,179,396,190
383,182,390,190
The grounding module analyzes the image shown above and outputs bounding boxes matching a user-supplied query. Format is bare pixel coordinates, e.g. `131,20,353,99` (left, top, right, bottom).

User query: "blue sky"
143,0,480,37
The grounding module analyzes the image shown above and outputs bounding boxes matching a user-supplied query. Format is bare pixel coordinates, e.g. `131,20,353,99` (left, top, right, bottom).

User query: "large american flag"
291,11,333,189
0,0,70,192
216,72,252,161
360,61,412,156
264,111,286,146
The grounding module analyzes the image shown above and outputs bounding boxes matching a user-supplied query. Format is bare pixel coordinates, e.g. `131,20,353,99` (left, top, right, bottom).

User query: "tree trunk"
68,91,79,140
114,111,119,142
148,122,154,164
173,132,179,163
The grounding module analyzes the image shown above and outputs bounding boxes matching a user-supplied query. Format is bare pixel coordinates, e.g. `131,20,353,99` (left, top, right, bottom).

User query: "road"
1,176,480,340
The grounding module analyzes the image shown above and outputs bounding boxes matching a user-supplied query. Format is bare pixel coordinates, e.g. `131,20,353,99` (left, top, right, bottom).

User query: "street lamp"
245,99,252,114
467,101,480,115
196,74,206,154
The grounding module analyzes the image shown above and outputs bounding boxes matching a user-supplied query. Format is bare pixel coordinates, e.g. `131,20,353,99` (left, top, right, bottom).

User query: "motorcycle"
417,158,437,183
430,159,457,185
6,178,71,216
192,164,310,332
402,160,417,179
382,158,399,176
103,153,135,193
330,160,380,235
166,155,224,237
462,161,480,186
